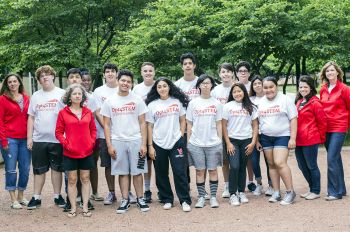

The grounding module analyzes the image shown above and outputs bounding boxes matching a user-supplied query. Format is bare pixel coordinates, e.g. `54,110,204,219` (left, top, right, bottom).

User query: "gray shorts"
111,139,148,176
187,143,223,170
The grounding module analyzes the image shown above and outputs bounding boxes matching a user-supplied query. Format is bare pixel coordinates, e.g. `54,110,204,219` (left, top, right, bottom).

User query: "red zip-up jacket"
0,94,29,147
296,96,327,146
320,80,350,133
55,106,97,159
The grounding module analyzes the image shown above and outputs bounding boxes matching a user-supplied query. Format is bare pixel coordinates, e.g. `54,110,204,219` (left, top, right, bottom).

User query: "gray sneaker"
280,191,296,205
268,191,281,203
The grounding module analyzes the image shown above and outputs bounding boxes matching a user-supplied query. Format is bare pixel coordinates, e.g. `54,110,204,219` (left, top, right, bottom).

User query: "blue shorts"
260,134,289,150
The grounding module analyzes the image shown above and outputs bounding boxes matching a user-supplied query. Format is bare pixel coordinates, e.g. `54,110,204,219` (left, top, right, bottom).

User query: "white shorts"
111,139,148,176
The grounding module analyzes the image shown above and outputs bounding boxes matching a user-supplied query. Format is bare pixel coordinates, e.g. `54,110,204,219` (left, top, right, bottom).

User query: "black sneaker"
27,197,41,210
54,195,66,208
116,199,130,214
137,198,150,212
144,190,152,203
63,197,71,212
80,200,95,210
247,182,257,192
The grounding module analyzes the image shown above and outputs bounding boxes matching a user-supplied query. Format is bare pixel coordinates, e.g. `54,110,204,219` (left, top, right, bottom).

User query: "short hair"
35,65,56,81
320,61,344,84
80,68,90,76
235,61,251,72
263,76,278,87
180,52,196,65
219,62,234,72
62,83,87,107
67,68,82,78
117,69,134,82
103,63,118,73
141,62,155,68
0,73,26,98
195,74,216,93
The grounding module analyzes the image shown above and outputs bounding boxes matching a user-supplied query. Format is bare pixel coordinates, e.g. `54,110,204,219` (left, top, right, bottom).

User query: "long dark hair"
295,75,317,104
227,83,255,115
145,77,189,108
249,75,263,97
0,73,26,99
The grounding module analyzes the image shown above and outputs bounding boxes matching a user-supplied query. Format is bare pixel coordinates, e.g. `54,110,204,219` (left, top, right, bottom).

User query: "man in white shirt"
27,65,66,209
101,69,150,213
132,62,155,203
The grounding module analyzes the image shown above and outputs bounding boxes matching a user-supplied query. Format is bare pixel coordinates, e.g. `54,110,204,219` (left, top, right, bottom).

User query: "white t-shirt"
222,101,258,139
100,92,148,141
258,92,298,136
175,76,200,101
93,84,118,138
84,92,97,112
28,87,65,143
211,84,232,104
132,82,153,101
186,97,223,147
146,98,186,149
250,95,264,106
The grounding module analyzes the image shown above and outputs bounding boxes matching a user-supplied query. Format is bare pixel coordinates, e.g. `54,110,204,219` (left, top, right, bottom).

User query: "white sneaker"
204,192,210,200
253,184,263,196
182,202,191,212
265,186,274,196
222,189,230,198
129,192,137,204
163,203,172,210
268,191,281,203
19,198,29,206
300,192,311,198
239,192,249,203
195,197,205,208
210,197,219,208
11,201,22,209
229,194,240,206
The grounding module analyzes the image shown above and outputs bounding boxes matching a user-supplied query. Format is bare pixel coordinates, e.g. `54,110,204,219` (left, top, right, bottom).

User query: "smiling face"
263,80,278,100
81,74,92,91
232,86,244,103
252,79,263,96
237,66,250,84
199,78,212,96
141,65,155,83
182,58,196,76
219,68,234,84
7,75,20,93
118,75,132,93
70,87,83,105
298,81,311,98
104,68,117,86
156,80,170,100
325,65,339,83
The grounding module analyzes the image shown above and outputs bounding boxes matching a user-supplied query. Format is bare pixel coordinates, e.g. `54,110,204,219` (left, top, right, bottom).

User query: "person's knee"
68,177,77,186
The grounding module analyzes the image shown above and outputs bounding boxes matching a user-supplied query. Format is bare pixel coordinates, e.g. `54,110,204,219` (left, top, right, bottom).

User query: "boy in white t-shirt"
101,69,150,214
132,62,155,203
27,65,66,210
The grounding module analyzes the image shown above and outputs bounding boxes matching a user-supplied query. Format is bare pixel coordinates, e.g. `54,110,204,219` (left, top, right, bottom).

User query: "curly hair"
227,83,255,115
145,77,189,108
35,65,56,81
62,83,87,107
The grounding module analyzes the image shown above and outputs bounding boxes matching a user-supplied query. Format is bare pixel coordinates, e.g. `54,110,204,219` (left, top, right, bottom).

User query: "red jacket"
320,80,350,133
0,94,29,147
296,96,327,146
55,106,97,158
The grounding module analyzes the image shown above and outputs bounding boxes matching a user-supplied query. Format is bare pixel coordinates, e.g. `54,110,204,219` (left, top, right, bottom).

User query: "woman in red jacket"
0,74,31,209
295,76,327,200
319,61,350,201
56,83,96,217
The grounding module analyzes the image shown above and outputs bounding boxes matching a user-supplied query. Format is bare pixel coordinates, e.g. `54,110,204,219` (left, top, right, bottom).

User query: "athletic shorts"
260,134,290,150
32,142,63,175
63,155,95,171
111,139,148,176
98,138,111,167
187,143,223,170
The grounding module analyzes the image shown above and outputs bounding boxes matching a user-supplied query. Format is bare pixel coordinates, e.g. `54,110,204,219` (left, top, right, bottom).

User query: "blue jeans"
0,138,31,191
325,132,346,198
295,145,321,194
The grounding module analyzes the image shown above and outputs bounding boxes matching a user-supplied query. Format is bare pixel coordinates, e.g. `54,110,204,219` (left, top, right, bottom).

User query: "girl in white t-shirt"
186,74,223,209
258,76,298,205
145,78,191,212
222,83,258,206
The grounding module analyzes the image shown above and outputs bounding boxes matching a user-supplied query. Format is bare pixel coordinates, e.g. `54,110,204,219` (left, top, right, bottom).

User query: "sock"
34,194,41,200
210,180,218,198
196,182,206,198
224,182,229,190
144,179,151,191
53,193,59,199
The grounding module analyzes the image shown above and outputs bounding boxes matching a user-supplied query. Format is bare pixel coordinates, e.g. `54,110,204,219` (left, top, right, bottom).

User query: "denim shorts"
260,134,290,150
187,143,223,170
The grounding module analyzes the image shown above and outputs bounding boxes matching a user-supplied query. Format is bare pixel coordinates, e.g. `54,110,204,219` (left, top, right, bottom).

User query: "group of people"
0,52,349,218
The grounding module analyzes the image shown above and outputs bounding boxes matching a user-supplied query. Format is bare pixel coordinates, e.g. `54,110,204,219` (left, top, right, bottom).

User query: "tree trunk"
295,58,301,90
301,56,307,75
283,63,294,94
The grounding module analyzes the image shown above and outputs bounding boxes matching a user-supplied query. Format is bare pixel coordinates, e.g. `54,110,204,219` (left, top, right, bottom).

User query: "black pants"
153,137,191,205
228,138,252,194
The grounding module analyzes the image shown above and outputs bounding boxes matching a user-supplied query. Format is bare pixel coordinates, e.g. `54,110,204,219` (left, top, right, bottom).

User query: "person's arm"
55,112,67,148
139,114,147,157
186,120,192,144
147,123,155,160
0,101,8,150
179,115,186,137
222,119,234,155
103,116,116,159
89,111,97,144
27,115,34,150
288,117,297,149
216,120,222,140
245,119,258,155
95,109,104,128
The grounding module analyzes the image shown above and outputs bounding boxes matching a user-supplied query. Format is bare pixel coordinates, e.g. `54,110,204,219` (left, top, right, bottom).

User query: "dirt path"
0,148,349,232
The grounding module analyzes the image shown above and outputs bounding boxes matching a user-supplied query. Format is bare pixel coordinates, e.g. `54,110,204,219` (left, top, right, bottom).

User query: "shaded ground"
0,148,349,232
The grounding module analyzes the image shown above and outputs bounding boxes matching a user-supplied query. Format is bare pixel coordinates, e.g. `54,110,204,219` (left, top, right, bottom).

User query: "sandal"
82,210,92,217
67,211,77,218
